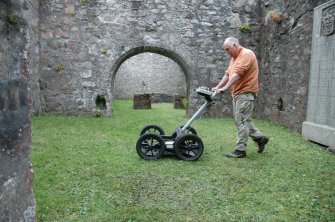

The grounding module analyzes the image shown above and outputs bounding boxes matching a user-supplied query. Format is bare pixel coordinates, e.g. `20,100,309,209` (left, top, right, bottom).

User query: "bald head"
223,37,241,59
224,37,240,47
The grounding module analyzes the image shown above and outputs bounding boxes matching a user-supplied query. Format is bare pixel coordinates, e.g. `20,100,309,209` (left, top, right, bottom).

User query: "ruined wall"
255,0,328,131
37,0,329,130
0,0,38,221
38,0,260,116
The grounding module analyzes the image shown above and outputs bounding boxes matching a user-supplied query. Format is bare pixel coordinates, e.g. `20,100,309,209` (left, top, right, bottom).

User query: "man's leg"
235,93,254,152
226,93,254,158
249,123,269,153
248,123,264,140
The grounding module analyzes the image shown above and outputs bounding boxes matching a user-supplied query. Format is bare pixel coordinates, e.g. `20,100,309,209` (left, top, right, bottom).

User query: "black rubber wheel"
174,134,204,161
136,133,166,160
140,125,165,136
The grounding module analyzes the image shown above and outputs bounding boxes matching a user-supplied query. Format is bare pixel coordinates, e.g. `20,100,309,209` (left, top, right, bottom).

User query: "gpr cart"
136,87,219,161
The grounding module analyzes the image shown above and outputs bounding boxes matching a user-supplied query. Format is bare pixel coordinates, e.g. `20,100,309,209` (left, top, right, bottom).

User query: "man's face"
224,43,238,58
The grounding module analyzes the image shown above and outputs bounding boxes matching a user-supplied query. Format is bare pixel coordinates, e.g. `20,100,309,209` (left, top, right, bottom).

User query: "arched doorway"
114,52,186,100
111,46,192,102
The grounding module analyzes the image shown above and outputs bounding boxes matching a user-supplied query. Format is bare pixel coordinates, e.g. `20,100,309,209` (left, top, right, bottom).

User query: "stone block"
133,94,151,109
302,0,335,148
302,122,335,148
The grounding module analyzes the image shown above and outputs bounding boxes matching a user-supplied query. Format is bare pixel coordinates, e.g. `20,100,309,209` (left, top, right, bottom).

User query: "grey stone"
302,0,335,148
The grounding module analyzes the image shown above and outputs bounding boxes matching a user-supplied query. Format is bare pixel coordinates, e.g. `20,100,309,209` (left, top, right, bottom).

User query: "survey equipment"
136,87,219,161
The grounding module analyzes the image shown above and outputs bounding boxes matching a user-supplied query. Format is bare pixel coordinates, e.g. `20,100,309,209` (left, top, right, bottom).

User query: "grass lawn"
32,99,335,222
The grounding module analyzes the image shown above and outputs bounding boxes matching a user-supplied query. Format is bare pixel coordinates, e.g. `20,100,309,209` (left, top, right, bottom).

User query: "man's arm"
217,72,240,92
212,74,229,91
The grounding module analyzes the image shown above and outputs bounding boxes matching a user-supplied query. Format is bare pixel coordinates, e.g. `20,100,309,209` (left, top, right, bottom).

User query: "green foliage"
55,63,65,72
94,108,102,117
80,0,88,3
32,100,335,221
181,97,189,109
240,23,251,33
6,14,22,26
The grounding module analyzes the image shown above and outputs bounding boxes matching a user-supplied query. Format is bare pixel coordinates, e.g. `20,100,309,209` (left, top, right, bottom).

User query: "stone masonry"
0,0,37,221
36,0,328,132
255,0,329,131
38,0,261,117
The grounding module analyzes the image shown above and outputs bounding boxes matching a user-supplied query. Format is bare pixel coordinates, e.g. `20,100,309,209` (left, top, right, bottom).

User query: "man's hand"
212,86,227,92
211,86,219,91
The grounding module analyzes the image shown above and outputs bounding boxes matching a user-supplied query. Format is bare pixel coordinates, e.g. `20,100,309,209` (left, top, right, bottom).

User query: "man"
212,37,269,158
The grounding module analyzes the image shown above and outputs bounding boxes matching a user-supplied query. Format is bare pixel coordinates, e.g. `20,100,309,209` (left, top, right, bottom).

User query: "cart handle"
180,88,220,134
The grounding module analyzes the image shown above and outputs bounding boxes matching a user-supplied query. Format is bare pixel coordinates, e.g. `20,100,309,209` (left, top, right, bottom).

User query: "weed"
182,97,189,109
6,14,22,26
94,108,102,117
265,10,282,25
55,63,65,72
240,23,251,32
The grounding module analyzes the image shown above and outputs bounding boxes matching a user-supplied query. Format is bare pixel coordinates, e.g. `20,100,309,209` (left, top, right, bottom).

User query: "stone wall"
110,0,330,133
254,0,328,131
36,0,330,131
0,0,37,221
38,0,260,117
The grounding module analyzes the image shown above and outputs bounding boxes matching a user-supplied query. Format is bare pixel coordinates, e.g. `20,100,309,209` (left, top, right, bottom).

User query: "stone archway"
110,46,193,100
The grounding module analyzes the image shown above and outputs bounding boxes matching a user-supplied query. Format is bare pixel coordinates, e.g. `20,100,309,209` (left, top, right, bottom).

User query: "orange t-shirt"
225,47,259,97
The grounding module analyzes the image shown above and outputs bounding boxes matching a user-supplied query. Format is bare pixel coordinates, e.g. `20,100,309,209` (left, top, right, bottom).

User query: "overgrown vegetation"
55,63,65,72
4,14,22,33
240,23,251,33
265,10,282,25
181,97,189,109
6,14,22,26
32,100,335,221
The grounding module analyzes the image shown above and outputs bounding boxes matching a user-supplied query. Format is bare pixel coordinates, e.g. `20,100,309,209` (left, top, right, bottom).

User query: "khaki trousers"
233,92,264,151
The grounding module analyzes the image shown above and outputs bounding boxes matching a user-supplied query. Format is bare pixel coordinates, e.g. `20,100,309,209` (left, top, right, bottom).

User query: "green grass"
32,100,335,222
